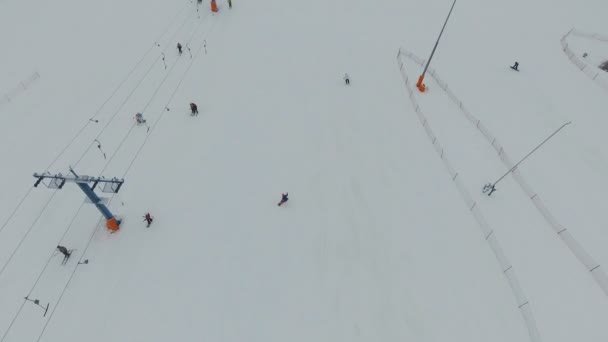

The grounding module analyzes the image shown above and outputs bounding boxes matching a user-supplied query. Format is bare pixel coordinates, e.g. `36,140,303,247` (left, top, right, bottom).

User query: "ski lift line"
38,17,214,342
0,7,194,240
0,187,34,236
34,160,130,342
34,223,102,342
35,196,118,342
27,202,86,298
121,13,220,179
46,0,194,173
2,179,113,340
6,12,213,340
152,0,193,47
159,5,199,56
70,9,202,170
70,51,163,169
0,192,57,280
141,16,208,113
99,16,210,177
0,5,197,337
0,202,85,342
0,300,25,342
78,12,210,189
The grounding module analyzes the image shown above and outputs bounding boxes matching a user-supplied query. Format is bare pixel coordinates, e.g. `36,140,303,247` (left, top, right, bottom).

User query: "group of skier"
134,101,198,126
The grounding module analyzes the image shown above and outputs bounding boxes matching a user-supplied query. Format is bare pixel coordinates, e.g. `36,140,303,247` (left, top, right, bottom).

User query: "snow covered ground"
1,0,608,341
566,31,608,69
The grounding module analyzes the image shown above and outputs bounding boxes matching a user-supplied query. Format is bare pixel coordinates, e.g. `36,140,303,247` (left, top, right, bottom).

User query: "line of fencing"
396,49,542,342
560,29,608,92
0,72,41,108
569,29,608,43
397,48,608,297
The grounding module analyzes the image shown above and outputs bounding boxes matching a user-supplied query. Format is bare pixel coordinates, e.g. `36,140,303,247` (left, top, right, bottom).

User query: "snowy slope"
1,0,608,341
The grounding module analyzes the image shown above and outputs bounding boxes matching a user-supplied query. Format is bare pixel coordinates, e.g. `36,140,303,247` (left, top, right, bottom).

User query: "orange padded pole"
416,75,426,92
106,217,120,232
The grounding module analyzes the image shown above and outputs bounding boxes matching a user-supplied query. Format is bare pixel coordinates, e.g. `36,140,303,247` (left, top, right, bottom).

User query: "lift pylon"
33,168,124,231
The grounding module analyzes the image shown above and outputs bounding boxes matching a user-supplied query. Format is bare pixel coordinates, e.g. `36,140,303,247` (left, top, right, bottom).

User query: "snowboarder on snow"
56,245,71,264
277,193,288,206
190,102,199,116
510,61,519,71
177,43,183,55
344,73,350,85
135,112,145,124
143,213,153,227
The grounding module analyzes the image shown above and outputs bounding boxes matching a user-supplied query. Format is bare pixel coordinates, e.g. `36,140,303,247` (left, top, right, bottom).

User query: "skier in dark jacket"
190,102,199,116
143,213,153,227
278,193,288,206
177,43,183,55
57,245,71,264
135,112,145,124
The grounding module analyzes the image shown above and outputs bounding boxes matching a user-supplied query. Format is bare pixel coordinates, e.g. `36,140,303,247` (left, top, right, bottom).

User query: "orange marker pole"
418,0,457,93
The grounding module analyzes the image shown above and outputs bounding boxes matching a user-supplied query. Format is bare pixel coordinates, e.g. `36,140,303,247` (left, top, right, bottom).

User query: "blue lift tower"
33,167,124,231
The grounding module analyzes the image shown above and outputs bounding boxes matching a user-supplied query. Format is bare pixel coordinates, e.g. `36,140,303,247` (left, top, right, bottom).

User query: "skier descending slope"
135,112,146,124
56,245,72,265
190,102,199,116
344,73,350,85
177,43,183,55
143,213,153,227
135,112,151,132
277,193,288,206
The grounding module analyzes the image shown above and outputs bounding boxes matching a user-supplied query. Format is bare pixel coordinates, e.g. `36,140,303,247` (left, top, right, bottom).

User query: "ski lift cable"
0,0,195,243
121,16,220,179
33,14,218,342
99,12,212,177
0,201,86,342
3,7,215,341
0,193,57,281
34,17,219,341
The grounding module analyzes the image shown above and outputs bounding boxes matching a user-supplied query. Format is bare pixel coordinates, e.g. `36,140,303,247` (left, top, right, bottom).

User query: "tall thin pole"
484,121,572,195
417,0,457,92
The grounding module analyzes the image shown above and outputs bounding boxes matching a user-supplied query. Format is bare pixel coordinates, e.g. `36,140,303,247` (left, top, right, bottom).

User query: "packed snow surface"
0,0,607,341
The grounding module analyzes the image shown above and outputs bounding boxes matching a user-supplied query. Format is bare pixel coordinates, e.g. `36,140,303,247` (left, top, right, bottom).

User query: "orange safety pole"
106,217,120,232
416,75,426,92
211,0,218,12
